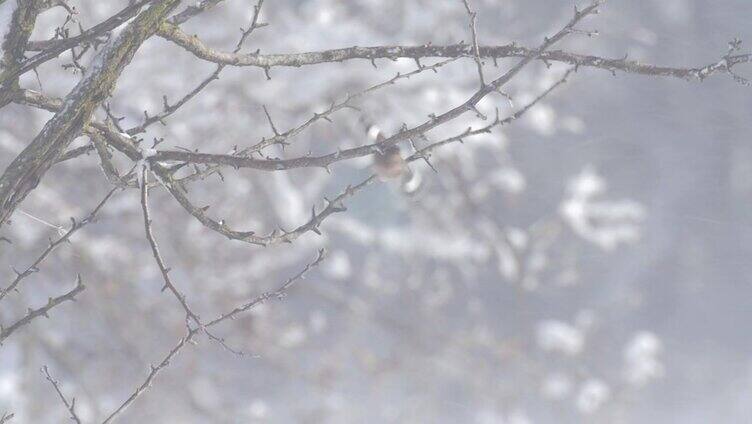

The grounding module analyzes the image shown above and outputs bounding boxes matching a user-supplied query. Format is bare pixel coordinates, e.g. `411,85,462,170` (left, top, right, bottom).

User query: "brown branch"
245,57,457,154
0,412,13,424
91,133,132,188
12,88,143,162
141,164,238,354
56,144,95,163
41,365,82,424
153,164,374,245
0,276,85,344
157,19,749,82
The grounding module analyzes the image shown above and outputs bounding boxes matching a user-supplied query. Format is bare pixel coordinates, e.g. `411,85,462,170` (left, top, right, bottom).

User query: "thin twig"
0,188,117,302
101,249,325,423
139,166,203,328
245,58,457,154
408,67,577,160
145,3,602,172
0,276,85,343
100,327,194,424
207,248,326,326
41,365,82,424
461,0,485,87
125,0,266,136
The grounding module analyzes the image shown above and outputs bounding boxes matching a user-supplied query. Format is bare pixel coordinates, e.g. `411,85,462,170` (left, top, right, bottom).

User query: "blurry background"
1,0,752,422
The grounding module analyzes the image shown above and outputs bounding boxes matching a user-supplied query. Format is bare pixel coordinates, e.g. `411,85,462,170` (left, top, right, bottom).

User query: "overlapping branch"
139,166,203,327
101,248,325,423
408,67,577,162
0,0,182,227
7,0,153,83
144,2,601,175
126,0,267,136
2,0,747,420
8,2,603,249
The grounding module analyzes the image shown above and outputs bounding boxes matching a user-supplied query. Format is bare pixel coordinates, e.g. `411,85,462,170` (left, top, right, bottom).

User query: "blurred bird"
365,121,422,194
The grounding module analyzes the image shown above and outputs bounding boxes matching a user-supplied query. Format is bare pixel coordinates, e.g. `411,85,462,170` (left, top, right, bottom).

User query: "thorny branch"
156,23,751,82
0,187,117,302
100,326,194,424
41,365,82,424
135,2,601,177
0,276,85,344
139,166,203,329
0,0,749,420
126,0,267,136
461,0,486,87
0,0,182,227
101,249,326,423
408,67,577,161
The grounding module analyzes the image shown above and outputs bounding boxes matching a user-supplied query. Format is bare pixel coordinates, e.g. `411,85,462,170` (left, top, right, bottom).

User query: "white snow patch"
278,324,307,348
576,379,611,414
559,166,645,250
247,399,269,419
526,104,556,136
541,373,573,400
270,172,306,226
490,167,526,194
536,320,585,356
323,250,352,280
623,331,664,386
308,310,328,333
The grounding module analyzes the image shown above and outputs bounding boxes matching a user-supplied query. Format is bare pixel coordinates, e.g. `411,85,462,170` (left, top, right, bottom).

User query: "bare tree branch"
461,0,485,87
168,0,226,25
126,0,266,136
143,2,601,174
206,248,326,326
0,276,85,344
153,165,373,245
0,187,117,302
139,166,203,328
157,22,749,82
101,249,325,423
41,365,82,424
408,67,577,161
100,326,194,424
